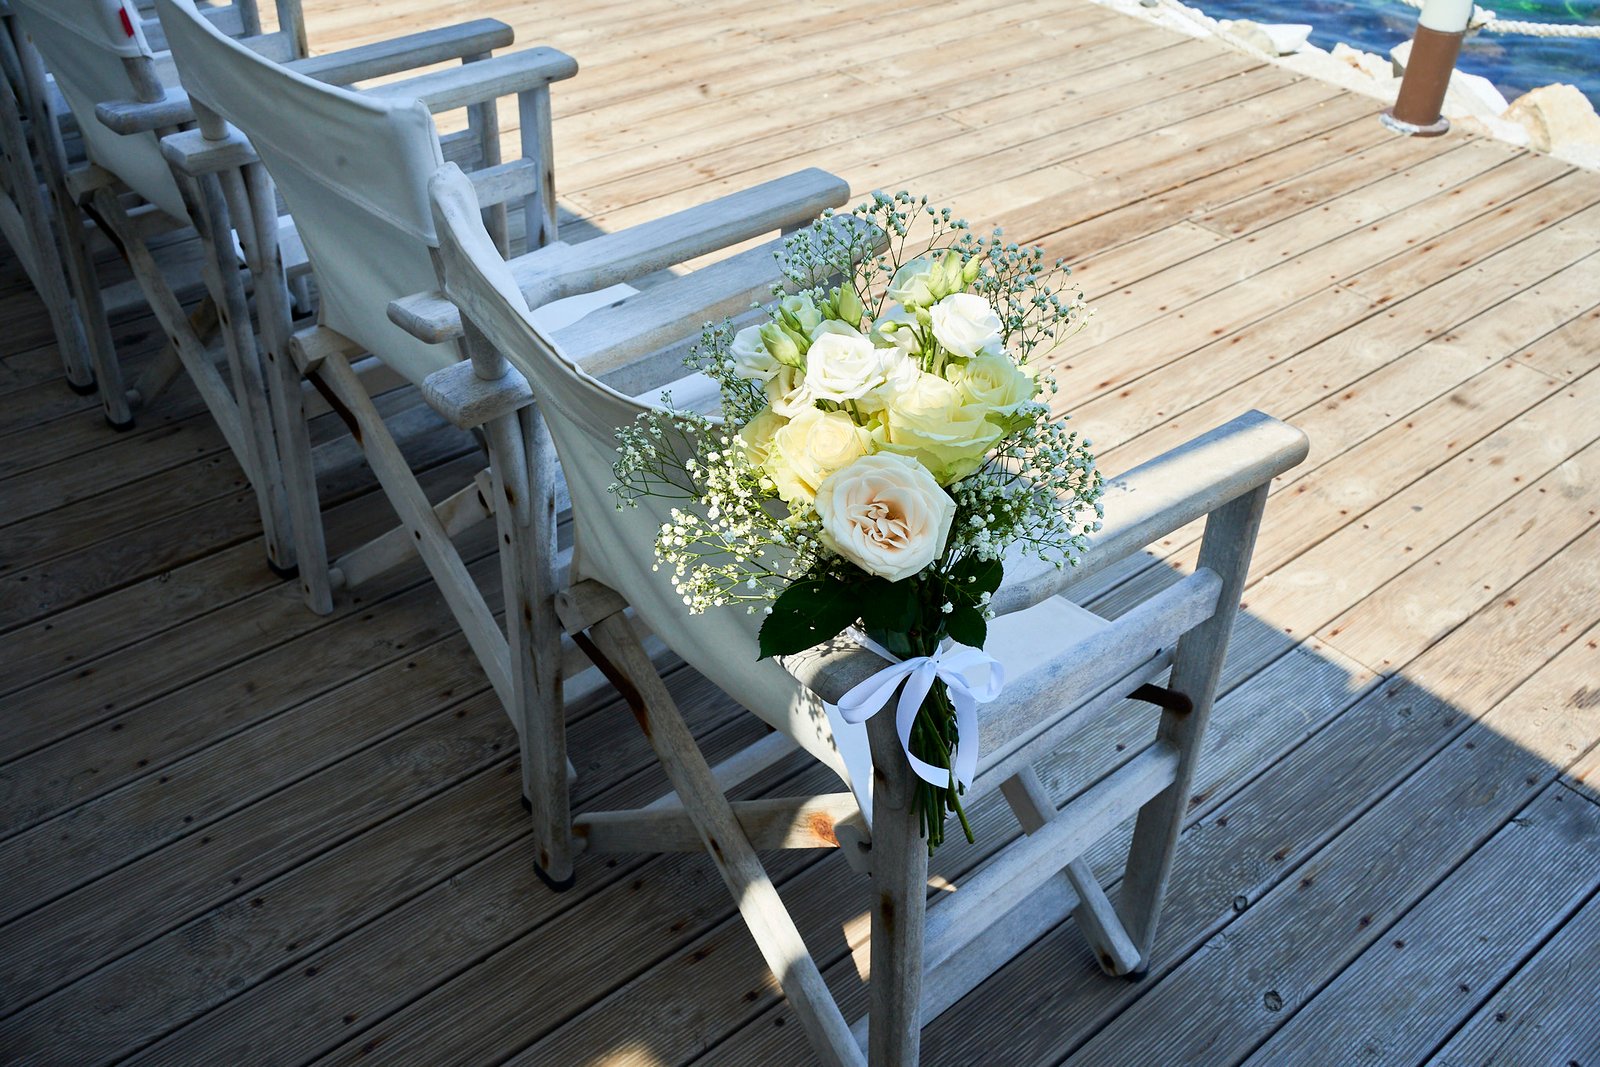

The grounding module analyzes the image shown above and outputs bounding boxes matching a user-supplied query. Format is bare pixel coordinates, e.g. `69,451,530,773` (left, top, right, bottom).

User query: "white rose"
815,453,955,582
947,349,1036,418
876,371,1003,484
929,293,1003,360
737,408,787,468
765,364,815,419
804,329,891,404
767,407,871,505
729,325,781,383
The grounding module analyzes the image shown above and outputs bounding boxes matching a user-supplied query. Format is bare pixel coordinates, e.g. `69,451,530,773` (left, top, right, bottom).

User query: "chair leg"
204,167,297,576
1118,484,1269,965
516,85,558,252
864,707,930,1067
485,404,572,887
579,610,866,1067
56,194,131,427
240,162,332,613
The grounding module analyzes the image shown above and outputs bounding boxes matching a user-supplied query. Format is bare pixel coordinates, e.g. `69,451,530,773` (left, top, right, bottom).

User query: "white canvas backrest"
427,163,868,796
9,0,188,220
155,0,451,386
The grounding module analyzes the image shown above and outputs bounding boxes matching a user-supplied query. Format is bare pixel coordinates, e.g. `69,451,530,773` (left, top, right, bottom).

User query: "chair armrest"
362,46,577,114
96,20,518,134
388,168,852,343
989,410,1309,616
284,19,514,85
553,237,789,395
96,91,193,136
160,125,256,176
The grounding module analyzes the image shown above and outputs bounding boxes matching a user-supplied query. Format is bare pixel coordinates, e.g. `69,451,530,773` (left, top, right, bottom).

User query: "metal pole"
1382,0,1473,135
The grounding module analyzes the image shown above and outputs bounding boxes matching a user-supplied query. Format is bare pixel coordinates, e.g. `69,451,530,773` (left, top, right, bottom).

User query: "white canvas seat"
414,162,1311,1066
155,0,856,890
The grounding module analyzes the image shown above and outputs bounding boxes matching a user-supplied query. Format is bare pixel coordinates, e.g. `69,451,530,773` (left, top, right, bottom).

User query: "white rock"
1504,83,1600,155
1390,38,1411,75
1259,22,1313,55
1442,69,1510,121
1331,42,1393,81
1217,19,1276,54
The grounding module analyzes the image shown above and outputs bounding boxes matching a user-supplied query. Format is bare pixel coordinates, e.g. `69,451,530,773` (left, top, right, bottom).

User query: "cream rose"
876,371,1003,484
948,349,1035,418
929,293,1003,360
737,408,787,468
815,453,955,582
729,324,781,383
765,364,815,419
766,407,871,505
803,329,891,404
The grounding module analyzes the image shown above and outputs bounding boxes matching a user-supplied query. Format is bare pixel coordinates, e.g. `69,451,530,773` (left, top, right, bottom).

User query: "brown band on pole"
1388,24,1466,132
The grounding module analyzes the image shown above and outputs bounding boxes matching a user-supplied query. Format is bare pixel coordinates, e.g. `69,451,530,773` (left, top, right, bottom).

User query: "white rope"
1394,0,1600,37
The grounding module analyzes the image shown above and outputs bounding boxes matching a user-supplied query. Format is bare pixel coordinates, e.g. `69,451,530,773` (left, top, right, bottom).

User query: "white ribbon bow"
834,634,1005,789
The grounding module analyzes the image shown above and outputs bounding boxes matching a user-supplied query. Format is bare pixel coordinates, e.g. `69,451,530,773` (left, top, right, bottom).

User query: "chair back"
426,162,869,795
155,0,452,386
9,0,188,220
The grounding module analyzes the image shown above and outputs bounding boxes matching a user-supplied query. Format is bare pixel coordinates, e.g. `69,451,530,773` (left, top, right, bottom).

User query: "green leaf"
954,556,1004,597
945,603,988,649
860,577,919,635
758,579,861,659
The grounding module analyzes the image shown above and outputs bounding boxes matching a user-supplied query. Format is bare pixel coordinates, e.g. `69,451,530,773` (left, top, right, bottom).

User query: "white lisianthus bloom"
779,293,824,336
737,408,788,467
765,365,816,419
814,452,955,582
876,371,1003,484
766,407,872,505
947,349,1036,418
870,302,922,355
858,349,924,414
729,324,781,383
804,329,891,403
929,293,1003,360
886,256,941,309
810,318,865,343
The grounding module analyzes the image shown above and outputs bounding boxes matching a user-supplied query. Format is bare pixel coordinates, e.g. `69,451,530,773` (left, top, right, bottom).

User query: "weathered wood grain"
1243,783,1600,1067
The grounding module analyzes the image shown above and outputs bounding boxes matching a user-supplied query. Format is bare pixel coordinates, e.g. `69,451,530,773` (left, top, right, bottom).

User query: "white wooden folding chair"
155,0,853,890
7,0,521,581
414,163,1311,1065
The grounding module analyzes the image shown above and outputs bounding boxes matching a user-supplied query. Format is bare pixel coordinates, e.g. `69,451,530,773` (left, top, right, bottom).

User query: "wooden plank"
1511,303,1600,382
1426,889,1600,1067
108,681,781,1067
1061,619,1600,1066
0,453,484,699
1243,783,1600,1066
0,669,765,1064
0,399,475,633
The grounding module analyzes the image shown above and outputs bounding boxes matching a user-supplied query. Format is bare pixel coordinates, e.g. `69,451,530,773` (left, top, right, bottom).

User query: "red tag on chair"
118,5,136,37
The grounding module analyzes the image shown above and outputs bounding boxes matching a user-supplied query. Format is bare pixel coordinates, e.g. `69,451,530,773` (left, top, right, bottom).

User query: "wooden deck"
3,0,1599,1063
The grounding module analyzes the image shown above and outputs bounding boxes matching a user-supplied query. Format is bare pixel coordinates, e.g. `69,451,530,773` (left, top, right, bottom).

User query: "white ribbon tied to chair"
834,634,1005,789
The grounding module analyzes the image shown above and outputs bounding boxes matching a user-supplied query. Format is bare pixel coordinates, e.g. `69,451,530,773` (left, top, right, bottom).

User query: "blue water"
1189,0,1600,108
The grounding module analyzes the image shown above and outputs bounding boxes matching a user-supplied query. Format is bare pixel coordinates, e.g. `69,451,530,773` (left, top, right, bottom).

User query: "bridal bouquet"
612,192,1102,850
